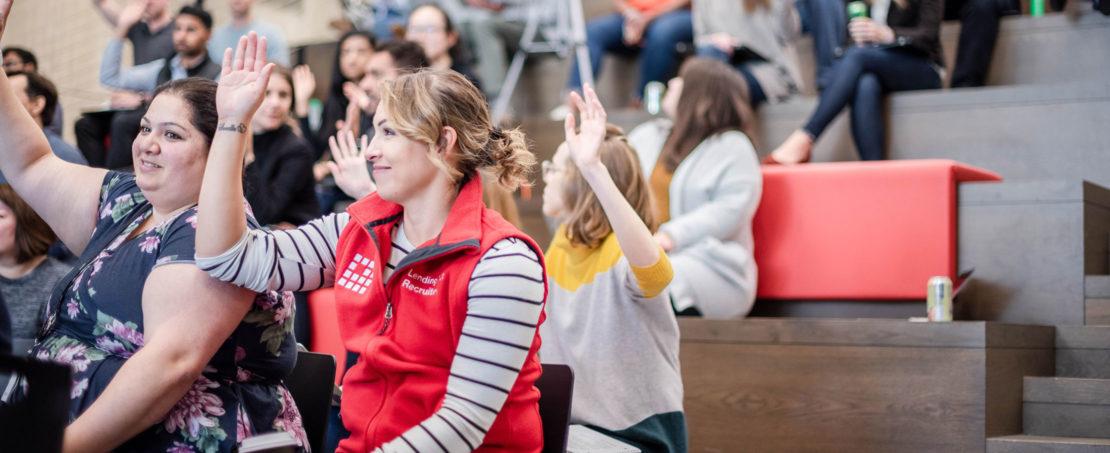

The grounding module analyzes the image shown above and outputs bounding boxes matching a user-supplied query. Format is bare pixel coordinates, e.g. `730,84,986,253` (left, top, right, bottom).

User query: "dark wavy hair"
151,77,218,145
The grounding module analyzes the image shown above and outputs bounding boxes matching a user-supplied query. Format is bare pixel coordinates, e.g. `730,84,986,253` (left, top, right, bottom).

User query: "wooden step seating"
679,318,1054,452
506,10,1110,116
986,326,1110,452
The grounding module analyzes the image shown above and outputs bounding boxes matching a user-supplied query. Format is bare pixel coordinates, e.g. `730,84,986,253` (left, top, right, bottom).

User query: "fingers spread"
234,36,248,71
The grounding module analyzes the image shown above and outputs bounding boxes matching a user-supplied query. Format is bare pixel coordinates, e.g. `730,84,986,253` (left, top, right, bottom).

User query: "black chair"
285,351,336,453
536,363,575,453
0,354,71,453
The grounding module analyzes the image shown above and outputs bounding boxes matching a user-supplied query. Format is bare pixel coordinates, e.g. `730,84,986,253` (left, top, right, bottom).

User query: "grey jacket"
629,119,762,318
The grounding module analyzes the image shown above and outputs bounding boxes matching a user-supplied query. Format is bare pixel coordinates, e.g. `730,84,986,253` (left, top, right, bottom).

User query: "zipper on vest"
377,302,393,335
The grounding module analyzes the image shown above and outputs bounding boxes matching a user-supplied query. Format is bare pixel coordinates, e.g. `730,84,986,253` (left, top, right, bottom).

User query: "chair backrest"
536,363,574,453
0,354,71,453
285,351,336,453
306,288,345,386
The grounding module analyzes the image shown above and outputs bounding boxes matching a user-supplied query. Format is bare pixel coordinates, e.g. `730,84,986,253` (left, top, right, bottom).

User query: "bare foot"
769,130,814,165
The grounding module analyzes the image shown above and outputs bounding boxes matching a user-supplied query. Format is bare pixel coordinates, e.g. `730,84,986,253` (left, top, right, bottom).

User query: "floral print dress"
28,172,307,453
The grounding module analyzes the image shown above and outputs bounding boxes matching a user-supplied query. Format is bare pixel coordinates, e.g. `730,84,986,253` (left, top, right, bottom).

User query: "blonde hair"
378,69,534,190
561,124,657,249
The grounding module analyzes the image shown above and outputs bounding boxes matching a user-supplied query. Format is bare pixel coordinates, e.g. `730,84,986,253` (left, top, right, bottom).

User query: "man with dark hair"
2,47,65,136
5,71,87,182
77,5,221,169
1,47,35,73
91,0,175,64
353,40,430,117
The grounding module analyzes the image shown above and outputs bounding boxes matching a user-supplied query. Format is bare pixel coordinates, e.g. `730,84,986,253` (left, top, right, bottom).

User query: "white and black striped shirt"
196,213,545,452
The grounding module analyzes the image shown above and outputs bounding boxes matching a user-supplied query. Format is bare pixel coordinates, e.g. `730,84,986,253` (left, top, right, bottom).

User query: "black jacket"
244,125,320,226
884,0,945,67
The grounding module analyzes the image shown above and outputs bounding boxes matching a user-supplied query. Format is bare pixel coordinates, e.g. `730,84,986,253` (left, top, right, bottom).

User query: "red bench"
753,159,1000,300
306,288,345,385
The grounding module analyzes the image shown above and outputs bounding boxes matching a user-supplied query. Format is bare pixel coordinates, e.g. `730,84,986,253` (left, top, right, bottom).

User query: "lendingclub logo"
339,253,375,295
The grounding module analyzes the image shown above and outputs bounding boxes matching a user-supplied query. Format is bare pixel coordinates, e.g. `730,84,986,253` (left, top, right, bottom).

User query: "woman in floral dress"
0,2,305,451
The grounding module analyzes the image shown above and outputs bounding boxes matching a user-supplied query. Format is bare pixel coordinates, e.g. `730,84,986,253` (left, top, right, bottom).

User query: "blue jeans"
802,46,941,161
695,45,768,106
567,10,693,100
795,0,848,91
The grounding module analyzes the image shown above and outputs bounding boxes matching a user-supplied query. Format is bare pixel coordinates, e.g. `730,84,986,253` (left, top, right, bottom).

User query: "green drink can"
847,1,869,19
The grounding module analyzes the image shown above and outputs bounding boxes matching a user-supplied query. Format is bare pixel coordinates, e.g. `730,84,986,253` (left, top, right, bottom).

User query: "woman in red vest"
196,33,547,452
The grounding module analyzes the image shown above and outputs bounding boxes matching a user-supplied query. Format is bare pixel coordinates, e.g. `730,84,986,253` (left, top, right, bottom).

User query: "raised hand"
563,84,608,171
342,81,372,113
115,0,148,37
291,64,315,117
216,32,275,125
327,130,376,199
0,0,13,41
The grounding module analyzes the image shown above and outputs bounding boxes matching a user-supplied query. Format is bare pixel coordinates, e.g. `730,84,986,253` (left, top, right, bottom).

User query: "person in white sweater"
629,57,763,318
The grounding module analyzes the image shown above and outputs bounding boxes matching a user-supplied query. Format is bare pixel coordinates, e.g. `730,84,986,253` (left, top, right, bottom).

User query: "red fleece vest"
333,176,548,452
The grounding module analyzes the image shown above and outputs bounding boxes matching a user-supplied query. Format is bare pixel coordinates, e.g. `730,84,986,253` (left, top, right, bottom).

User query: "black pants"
945,0,1021,87
73,108,145,170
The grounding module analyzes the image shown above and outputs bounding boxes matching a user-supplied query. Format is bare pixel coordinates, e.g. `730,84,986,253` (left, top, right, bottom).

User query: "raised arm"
99,37,162,92
197,32,275,258
0,0,107,255
565,85,661,268
197,33,343,293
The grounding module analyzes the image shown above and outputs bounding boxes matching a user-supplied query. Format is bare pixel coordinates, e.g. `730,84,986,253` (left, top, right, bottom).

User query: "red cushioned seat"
307,288,345,385
753,159,1001,300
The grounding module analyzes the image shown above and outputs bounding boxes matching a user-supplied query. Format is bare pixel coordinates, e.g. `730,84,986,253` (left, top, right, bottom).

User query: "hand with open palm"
563,84,608,172
216,32,275,125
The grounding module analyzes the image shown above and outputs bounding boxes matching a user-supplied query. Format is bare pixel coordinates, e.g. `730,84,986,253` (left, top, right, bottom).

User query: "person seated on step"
692,0,803,106
628,58,762,319
766,0,943,163
0,0,306,442
565,0,694,109
2,47,64,135
243,66,319,230
289,31,375,163
4,71,87,179
404,3,483,94
76,5,222,170
195,57,549,451
540,84,687,452
0,185,73,355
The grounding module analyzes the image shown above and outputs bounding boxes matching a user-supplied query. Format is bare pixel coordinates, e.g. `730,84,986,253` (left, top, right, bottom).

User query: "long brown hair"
0,184,55,263
659,58,754,172
561,124,656,249
379,69,534,191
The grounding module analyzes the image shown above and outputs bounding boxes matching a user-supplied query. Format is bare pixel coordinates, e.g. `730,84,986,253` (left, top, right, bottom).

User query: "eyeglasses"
541,160,563,177
406,25,446,35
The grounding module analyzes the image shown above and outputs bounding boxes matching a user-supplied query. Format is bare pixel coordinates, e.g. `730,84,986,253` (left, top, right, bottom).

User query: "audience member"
291,30,375,160
245,66,319,227
405,3,482,93
437,0,550,98
567,0,693,106
692,0,802,106
195,57,545,452
0,185,70,352
208,0,291,67
3,47,64,135
0,3,304,445
541,85,686,452
766,0,943,163
77,5,221,170
4,71,87,183
944,0,1020,87
628,58,761,318
90,0,175,65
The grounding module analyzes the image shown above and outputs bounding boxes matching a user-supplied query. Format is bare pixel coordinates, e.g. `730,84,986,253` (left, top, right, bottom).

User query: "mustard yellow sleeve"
630,248,674,299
